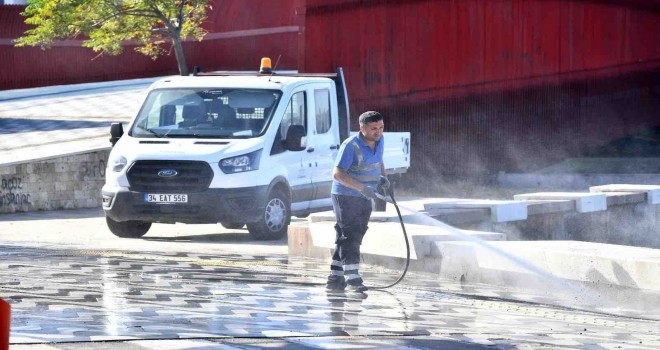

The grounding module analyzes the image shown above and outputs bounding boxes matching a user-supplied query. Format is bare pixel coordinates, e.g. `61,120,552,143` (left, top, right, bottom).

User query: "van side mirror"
284,125,306,151
110,123,124,147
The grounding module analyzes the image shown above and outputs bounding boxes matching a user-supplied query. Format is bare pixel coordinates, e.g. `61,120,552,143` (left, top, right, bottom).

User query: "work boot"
325,276,347,292
346,282,368,293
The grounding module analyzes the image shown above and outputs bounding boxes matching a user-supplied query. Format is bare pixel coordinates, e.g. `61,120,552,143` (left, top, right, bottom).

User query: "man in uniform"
325,111,390,293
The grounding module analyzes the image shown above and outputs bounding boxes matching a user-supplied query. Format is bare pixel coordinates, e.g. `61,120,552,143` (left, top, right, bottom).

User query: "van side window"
272,91,306,155
314,89,331,134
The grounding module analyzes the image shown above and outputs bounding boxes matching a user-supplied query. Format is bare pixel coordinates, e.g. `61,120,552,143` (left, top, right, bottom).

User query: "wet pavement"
1,243,659,349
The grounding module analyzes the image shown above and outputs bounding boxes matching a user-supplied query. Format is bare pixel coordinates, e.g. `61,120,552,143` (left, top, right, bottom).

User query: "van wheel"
221,222,245,229
106,216,151,238
247,188,289,240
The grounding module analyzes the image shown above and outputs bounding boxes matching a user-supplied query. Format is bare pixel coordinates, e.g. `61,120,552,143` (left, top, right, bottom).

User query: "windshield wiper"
138,127,165,138
142,126,180,138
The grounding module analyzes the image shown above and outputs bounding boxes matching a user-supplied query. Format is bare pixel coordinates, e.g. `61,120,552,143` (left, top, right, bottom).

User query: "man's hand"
360,186,376,199
379,175,391,192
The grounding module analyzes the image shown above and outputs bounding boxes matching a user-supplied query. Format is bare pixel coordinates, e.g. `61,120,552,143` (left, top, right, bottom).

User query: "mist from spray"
389,199,660,320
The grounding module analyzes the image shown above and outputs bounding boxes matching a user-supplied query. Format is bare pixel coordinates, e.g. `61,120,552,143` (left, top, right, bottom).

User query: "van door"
308,85,341,209
270,91,312,213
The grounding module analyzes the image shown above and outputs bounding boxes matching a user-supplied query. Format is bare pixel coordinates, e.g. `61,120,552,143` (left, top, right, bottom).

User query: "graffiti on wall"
80,159,106,178
0,176,31,207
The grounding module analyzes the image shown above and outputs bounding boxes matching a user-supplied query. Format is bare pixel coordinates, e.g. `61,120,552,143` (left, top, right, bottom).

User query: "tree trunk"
171,36,188,76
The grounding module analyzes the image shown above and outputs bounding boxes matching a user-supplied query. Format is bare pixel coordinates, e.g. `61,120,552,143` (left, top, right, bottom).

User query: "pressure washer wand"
370,189,411,290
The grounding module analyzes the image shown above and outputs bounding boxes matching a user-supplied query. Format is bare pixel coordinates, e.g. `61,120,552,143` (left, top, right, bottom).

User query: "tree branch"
148,2,175,34
177,0,185,30
118,9,161,19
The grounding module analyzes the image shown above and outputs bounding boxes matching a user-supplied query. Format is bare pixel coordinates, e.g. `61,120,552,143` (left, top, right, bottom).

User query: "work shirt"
331,133,384,197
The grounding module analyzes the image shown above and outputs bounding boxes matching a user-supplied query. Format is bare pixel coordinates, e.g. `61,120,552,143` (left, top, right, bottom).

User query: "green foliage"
15,0,210,74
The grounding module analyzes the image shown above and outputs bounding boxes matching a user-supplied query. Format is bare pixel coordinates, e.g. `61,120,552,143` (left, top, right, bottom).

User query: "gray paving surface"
0,78,155,165
2,244,659,349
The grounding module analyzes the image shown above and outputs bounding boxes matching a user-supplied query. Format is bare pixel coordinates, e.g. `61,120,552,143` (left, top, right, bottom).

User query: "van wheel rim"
265,198,286,231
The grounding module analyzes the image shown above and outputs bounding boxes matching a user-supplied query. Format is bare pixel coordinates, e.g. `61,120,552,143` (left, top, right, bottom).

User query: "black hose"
368,187,411,290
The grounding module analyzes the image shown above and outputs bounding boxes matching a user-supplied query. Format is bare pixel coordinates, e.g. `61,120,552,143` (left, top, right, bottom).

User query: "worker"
325,111,391,293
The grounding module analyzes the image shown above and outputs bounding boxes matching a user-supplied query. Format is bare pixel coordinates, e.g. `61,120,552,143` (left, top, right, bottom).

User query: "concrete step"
433,240,660,292
514,192,607,213
590,184,660,204
287,203,660,319
292,214,660,293
424,198,527,222
303,210,505,259
288,210,506,271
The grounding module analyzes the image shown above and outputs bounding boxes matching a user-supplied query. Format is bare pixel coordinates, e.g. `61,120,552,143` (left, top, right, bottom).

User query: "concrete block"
28,173,40,183
0,167,16,176
603,192,646,206
74,190,87,200
514,192,606,213
433,240,660,291
424,199,527,222
308,218,506,261
55,182,69,192
590,184,660,204
526,200,575,215
15,163,28,174
427,208,491,226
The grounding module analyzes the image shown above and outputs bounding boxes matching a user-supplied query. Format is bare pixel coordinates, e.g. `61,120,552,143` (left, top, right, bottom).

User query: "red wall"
303,0,660,105
0,1,303,89
303,0,660,176
2,0,660,176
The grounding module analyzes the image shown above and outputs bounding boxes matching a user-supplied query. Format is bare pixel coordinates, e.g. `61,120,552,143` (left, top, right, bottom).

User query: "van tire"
247,188,289,240
221,222,245,229
106,216,151,238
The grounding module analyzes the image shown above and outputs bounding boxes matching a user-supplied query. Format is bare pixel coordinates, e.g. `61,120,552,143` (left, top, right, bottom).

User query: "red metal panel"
0,5,29,37
304,0,660,101
304,0,660,175
0,1,301,89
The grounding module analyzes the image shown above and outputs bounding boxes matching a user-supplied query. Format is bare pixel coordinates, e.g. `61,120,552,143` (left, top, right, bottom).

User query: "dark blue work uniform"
327,133,384,287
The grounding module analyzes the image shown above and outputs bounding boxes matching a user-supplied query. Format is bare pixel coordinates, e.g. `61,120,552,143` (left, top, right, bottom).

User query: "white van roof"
149,74,334,91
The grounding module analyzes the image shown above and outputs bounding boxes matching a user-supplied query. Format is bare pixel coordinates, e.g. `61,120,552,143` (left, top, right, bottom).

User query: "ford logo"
157,169,178,177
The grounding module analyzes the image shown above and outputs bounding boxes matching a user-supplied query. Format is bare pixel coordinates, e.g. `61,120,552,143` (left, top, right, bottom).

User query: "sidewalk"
0,78,159,165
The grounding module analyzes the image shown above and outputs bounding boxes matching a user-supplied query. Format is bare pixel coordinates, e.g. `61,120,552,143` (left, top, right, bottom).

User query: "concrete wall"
441,194,660,249
492,202,660,248
0,150,109,213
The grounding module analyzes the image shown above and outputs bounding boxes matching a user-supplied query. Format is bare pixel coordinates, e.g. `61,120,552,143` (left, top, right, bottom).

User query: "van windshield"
130,88,282,139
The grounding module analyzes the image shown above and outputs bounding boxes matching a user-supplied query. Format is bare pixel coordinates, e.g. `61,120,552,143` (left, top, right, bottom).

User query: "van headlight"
219,149,262,174
109,154,128,172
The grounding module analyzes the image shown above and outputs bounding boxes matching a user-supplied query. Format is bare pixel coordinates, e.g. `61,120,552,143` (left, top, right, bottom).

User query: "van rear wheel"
247,188,289,240
106,216,151,238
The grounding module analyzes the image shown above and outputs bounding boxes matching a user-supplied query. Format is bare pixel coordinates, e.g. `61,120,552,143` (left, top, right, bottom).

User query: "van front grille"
127,160,213,192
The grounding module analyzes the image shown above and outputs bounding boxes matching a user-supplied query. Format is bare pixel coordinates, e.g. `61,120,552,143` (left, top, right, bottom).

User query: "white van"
102,64,411,240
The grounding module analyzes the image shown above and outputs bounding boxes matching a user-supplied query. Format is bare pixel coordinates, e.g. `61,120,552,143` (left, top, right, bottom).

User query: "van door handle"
330,145,338,150
307,147,315,153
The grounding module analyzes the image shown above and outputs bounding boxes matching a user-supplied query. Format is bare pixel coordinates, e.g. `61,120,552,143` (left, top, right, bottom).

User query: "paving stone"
0,245,658,349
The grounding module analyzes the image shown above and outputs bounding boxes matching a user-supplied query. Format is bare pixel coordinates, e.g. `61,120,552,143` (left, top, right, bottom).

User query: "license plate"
144,194,188,203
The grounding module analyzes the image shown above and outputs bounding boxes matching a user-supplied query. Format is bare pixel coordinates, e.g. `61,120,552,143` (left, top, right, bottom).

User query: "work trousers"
328,194,372,286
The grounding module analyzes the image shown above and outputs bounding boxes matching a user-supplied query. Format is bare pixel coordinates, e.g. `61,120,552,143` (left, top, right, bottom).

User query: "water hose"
369,187,411,290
